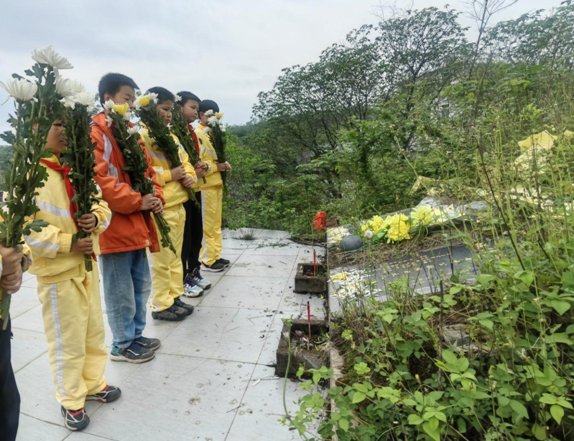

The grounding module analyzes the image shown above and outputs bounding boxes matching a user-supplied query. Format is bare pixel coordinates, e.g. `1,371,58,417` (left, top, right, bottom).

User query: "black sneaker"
134,336,161,351
151,304,187,321
110,342,155,363
86,385,122,403
61,407,90,431
174,297,194,316
216,258,230,267
203,261,226,272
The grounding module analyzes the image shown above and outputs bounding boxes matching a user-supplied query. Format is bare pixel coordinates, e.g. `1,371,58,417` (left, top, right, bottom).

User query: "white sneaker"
184,284,204,298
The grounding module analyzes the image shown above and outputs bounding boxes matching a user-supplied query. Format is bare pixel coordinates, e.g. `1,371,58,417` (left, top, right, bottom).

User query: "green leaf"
407,414,424,426
547,299,571,315
353,362,371,376
539,394,558,405
550,404,564,424
422,418,441,441
351,391,366,404
545,333,573,345
532,423,546,440
509,400,529,420
338,418,350,432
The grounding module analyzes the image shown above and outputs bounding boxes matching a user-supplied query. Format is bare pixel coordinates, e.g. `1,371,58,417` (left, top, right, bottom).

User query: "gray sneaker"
184,283,204,298
110,342,155,363
134,336,161,351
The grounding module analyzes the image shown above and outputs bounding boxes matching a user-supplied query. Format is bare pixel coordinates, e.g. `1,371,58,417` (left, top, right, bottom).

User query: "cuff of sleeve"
59,233,74,254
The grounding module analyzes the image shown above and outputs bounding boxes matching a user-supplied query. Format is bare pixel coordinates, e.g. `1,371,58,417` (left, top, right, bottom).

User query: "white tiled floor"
10,229,325,441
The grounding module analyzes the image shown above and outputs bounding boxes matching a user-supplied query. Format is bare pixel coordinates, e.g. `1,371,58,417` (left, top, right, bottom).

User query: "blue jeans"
100,249,151,350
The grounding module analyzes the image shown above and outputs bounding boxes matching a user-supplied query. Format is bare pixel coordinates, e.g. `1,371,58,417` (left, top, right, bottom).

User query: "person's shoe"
184,282,204,298
174,297,194,315
61,407,90,431
134,336,161,352
203,261,226,272
110,342,155,363
86,385,122,403
190,269,211,290
216,258,230,267
151,304,187,321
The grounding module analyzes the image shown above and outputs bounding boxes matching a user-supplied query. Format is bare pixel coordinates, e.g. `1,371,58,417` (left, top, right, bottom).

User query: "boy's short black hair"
147,87,175,105
199,99,220,113
98,73,138,104
176,91,201,106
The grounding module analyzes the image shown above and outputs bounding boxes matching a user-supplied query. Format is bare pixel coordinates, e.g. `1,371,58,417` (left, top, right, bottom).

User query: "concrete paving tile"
159,307,273,363
200,275,287,310
11,327,47,373
16,352,66,425
221,238,260,250
243,242,301,256
84,355,254,441
257,314,287,367
225,254,297,278
226,365,308,441
20,274,39,289
278,290,327,321
66,432,118,441
9,285,40,319
17,413,70,441
11,304,45,333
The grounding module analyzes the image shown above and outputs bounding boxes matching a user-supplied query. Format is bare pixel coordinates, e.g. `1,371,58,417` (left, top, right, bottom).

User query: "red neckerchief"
40,158,78,223
187,124,200,154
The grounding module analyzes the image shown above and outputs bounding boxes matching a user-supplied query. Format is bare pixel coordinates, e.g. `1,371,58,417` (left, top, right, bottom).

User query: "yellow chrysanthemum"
215,112,224,120
369,215,385,234
410,206,437,227
382,213,408,230
113,103,129,117
387,219,411,243
138,95,151,108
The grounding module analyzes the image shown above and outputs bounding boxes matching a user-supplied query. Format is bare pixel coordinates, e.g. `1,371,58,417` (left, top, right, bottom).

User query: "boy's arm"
24,223,73,258
91,188,112,235
198,134,219,178
91,127,144,214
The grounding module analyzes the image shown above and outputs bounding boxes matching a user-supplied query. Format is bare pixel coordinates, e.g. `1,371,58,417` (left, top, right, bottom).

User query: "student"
195,99,231,272
176,91,211,296
139,87,196,321
91,73,163,363
0,245,25,441
25,120,120,431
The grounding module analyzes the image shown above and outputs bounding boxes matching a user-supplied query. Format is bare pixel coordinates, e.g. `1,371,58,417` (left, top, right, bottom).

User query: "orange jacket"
91,112,164,254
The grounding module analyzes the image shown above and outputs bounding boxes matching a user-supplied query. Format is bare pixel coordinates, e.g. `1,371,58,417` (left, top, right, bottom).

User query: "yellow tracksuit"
25,155,111,410
195,124,223,266
140,129,196,311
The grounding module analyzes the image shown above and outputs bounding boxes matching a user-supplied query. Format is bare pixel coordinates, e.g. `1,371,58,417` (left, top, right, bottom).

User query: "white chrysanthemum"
31,46,73,69
122,110,132,121
174,94,182,103
207,115,218,126
204,109,214,117
61,91,96,112
127,125,140,136
0,78,38,102
55,77,85,97
103,100,115,111
364,230,373,239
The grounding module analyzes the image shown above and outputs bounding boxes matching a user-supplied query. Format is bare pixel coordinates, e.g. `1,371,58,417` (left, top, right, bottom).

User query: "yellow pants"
38,268,107,410
151,203,185,311
201,185,223,266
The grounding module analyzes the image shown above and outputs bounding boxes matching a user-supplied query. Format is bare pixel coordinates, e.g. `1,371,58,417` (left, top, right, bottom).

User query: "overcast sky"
0,0,564,132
